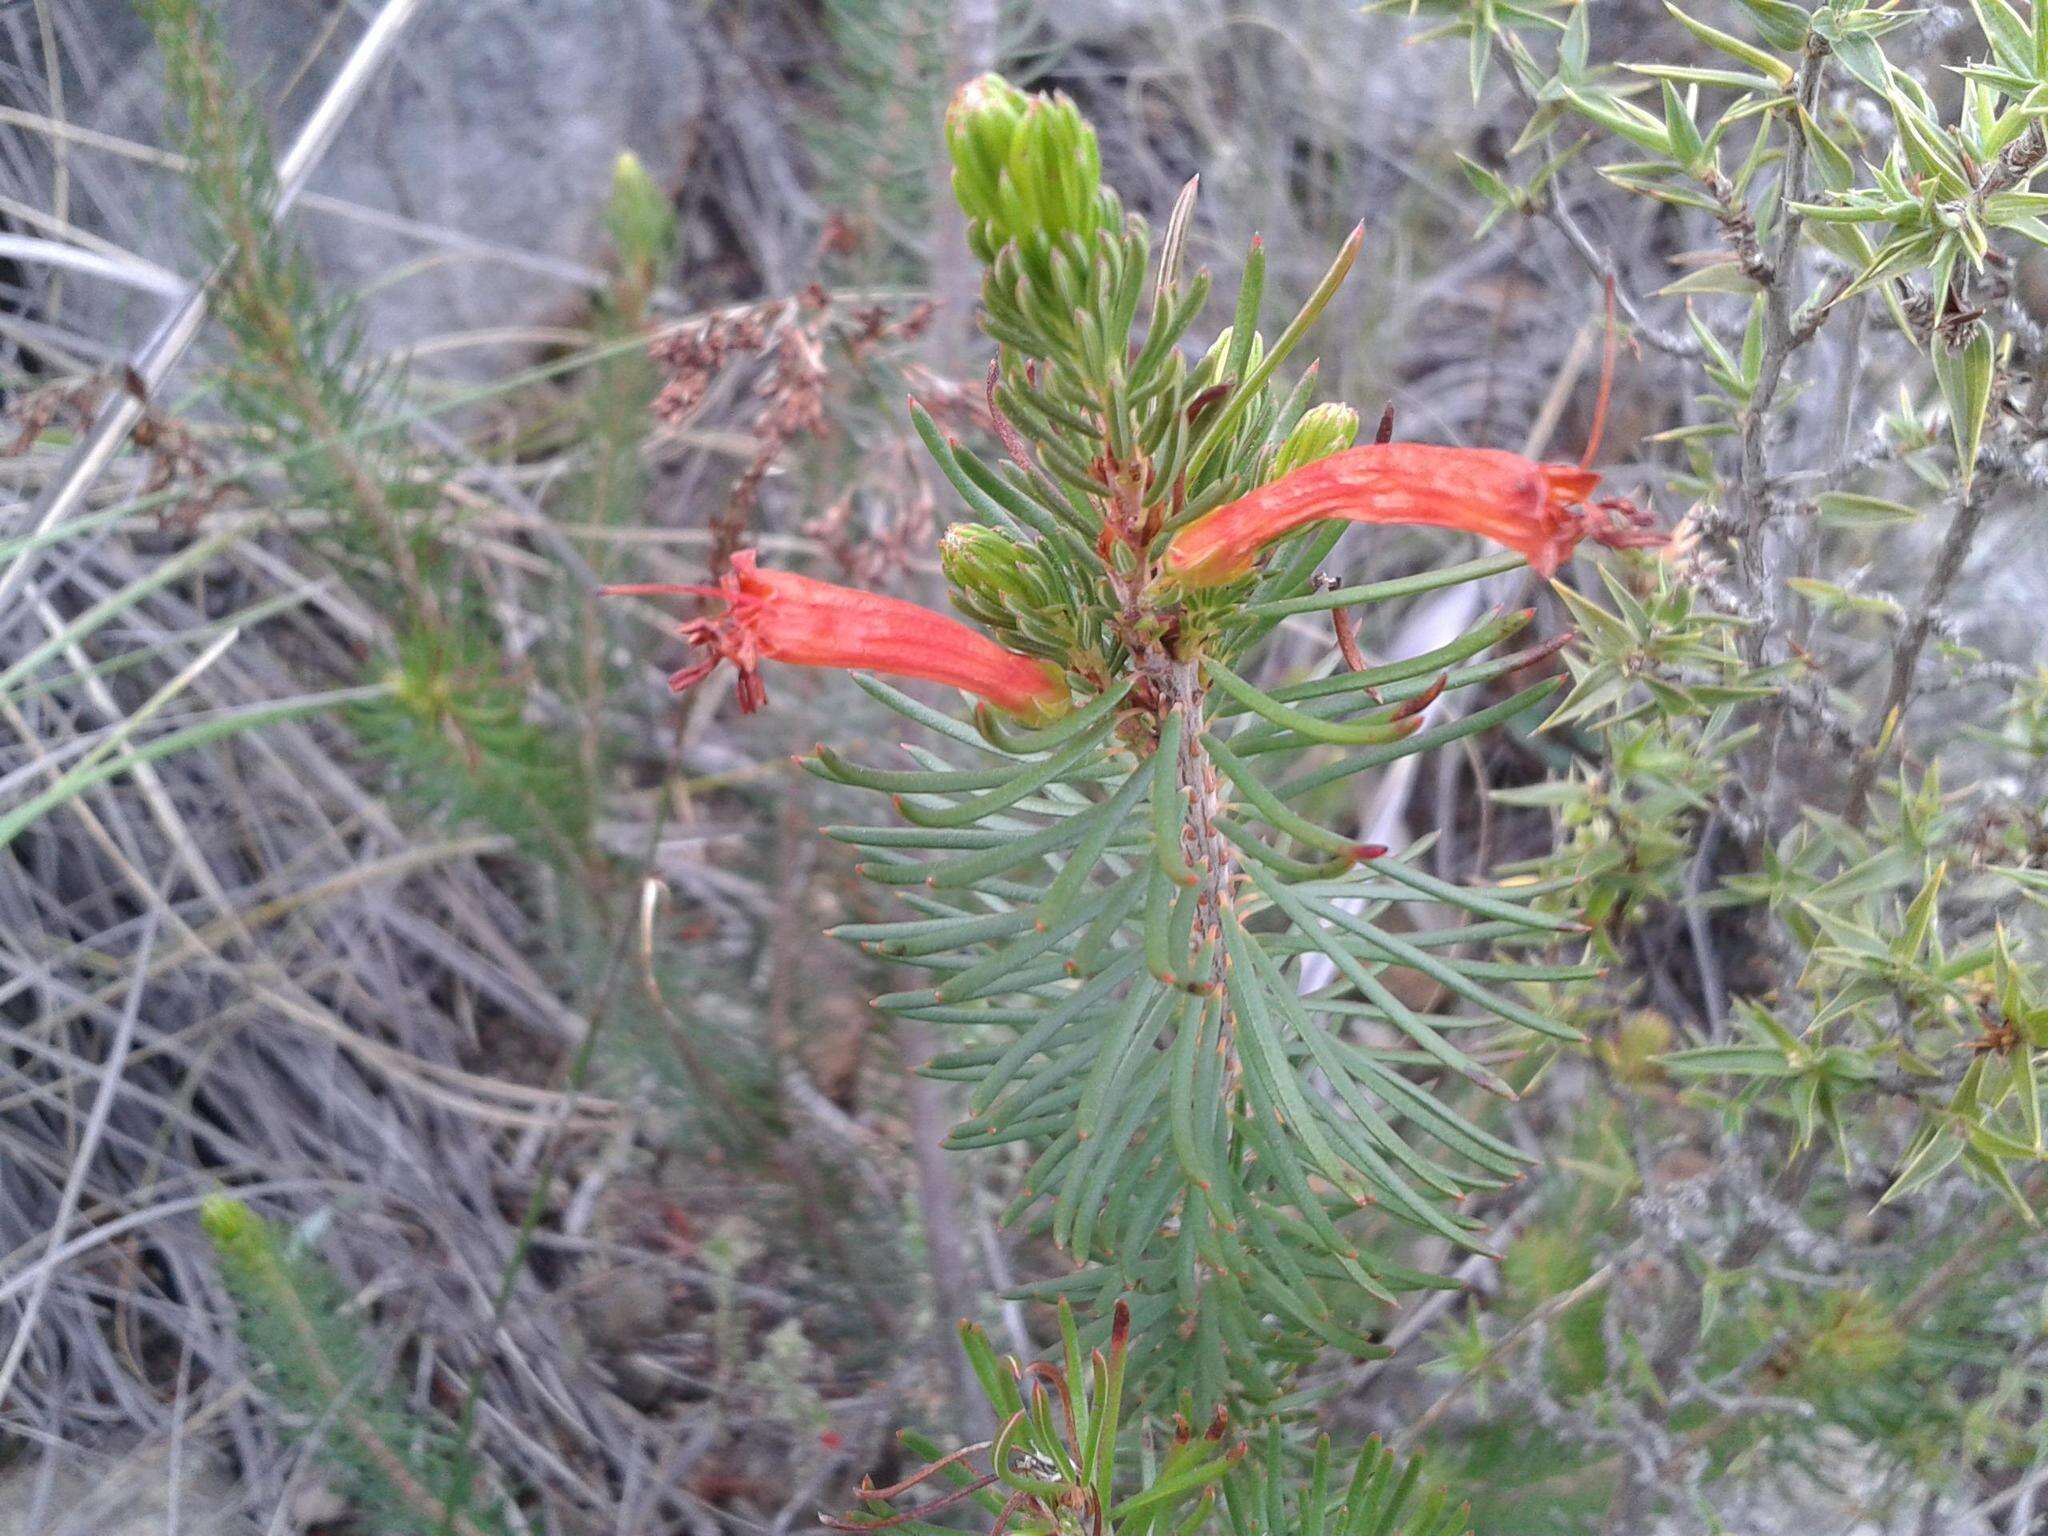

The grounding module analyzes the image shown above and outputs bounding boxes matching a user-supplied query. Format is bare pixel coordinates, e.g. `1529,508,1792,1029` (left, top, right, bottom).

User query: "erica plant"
615,76,1656,1420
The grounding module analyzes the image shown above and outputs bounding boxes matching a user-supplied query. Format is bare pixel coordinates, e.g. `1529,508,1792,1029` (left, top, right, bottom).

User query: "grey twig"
1840,488,1992,824
1733,39,1830,670
1540,192,1703,361
0,907,161,1407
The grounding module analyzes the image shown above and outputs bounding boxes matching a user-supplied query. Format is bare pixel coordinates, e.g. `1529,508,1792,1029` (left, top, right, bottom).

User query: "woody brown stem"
1162,658,1234,995
1105,460,1236,1000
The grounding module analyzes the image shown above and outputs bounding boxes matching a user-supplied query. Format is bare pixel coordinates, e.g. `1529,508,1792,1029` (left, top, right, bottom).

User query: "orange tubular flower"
1163,442,1665,587
604,549,1070,724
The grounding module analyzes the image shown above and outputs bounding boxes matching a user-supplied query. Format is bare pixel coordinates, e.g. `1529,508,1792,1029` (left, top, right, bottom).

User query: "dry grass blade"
0,906,161,1406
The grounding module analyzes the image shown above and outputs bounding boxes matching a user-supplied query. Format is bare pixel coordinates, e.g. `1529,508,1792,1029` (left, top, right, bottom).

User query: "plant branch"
1840,488,1991,824
1733,39,1829,663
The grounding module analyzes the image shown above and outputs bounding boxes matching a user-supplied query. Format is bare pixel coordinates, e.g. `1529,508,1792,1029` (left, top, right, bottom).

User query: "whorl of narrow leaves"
794,76,1609,1411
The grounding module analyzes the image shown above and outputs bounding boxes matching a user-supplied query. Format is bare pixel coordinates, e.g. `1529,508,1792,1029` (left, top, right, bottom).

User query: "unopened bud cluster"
605,152,675,300
945,73,1113,263
1273,402,1361,478
939,522,1080,661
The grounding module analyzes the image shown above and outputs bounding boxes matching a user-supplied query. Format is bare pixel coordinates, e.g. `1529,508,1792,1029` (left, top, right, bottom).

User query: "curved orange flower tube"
1163,443,1664,587
604,549,1070,723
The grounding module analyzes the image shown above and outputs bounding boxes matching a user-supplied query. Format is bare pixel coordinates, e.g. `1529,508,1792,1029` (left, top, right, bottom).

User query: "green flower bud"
940,523,1071,660
199,1193,263,1257
605,151,675,279
1196,326,1266,388
946,74,1030,229
1273,402,1361,479
942,522,1033,603
945,73,1102,260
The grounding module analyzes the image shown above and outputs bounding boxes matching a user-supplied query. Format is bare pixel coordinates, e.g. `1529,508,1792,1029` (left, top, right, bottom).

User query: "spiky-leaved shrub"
811,0,953,278
141,0,591,856
1406,0,2048,1213
200,1197,512,1536
1347,0,2048,1526
614,76,1660,1418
